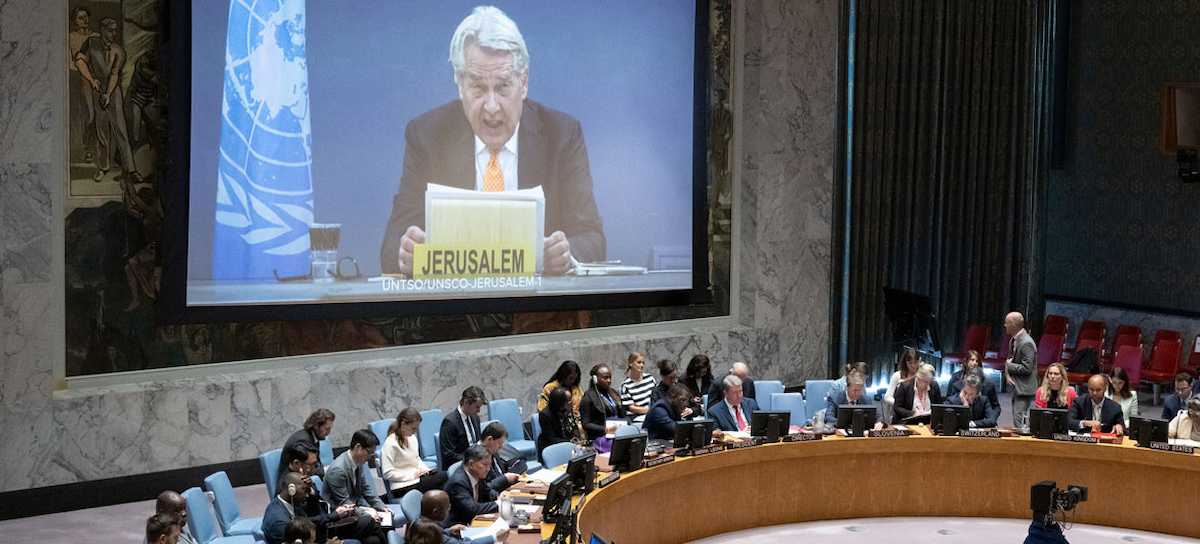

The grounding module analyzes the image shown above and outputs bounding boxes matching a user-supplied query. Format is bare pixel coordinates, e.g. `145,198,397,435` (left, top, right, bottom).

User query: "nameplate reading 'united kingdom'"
1150,442,1196,455
1053,433,1098,444
412,243,535,278
782,432,822,442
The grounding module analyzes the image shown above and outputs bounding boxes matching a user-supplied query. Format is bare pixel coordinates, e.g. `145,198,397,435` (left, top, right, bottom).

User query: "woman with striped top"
620,352,658,424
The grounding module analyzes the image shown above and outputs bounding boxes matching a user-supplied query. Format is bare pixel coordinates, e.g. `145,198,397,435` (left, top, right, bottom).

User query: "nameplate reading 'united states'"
1150,442,1196,454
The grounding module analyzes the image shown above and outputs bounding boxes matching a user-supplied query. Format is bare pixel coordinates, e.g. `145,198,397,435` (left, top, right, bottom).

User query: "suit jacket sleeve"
977,398,1000,428
1104,403,1125,431
440,416,467,468
357,467,385,510
448,477,498,524
709,402,732,432
1162,397,1179,421
261,501,289,544
323,463,352,507
380,120,432,274
1068,398,1088,432
893,383,916,422
644,402,676,439
554,118,605,263
1007,339,1037,377
579,392,604,439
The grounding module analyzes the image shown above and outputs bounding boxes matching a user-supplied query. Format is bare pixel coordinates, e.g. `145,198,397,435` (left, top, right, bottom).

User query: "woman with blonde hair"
892,363,943,424
1034,362,1076,409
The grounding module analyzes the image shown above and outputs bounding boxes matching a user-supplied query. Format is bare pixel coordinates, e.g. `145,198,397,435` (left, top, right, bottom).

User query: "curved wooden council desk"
576,435,1200,543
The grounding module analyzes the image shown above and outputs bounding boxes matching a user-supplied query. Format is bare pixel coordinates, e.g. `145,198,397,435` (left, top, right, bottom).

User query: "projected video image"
186,1,698,306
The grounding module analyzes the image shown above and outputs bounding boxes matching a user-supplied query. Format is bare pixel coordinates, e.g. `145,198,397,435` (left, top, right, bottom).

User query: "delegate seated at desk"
479,422,525,494
446,445,500,527
944,374,999,428
709,374,758,432
823,372,877,428
580,363,625,441
644,383,695,440
945,352,1000,412
892,363,942,424
1068,375,1125,435
413,490,502,544
379,6,605,277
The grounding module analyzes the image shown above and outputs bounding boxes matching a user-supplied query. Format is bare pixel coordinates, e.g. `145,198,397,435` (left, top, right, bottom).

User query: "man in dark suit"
1161,373,1194,421
705,361,756,409
945,374,1000,428
1004,312,1039,430
380,6,604,277
708,375,759,432
824,372,876,427
262,472,362,544
416,489,505,544
1070,375,1125,434
644,383,694,441
282,408,335,477
479,421,527,493
446,445,500,527
441,386,486,468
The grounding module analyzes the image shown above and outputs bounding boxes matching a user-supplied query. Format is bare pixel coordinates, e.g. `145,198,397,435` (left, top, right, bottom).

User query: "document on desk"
485,516,508,538
527,468,565,484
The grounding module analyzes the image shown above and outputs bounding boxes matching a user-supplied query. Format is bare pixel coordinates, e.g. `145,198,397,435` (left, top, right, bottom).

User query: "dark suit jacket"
536,409,573,461
643,398,682,440
261,496,294,544
892,381,944,424
705,377,757,408
579,387,625,440
440,408,482,468
380,99,606,273
445,464,498,527
1068,396,1125,433
281,429,322,477
485,451,527,493
1162,393,1193,421
823,390,873,426
944,371,1001,412
708,397,760,432
945,393,1001,428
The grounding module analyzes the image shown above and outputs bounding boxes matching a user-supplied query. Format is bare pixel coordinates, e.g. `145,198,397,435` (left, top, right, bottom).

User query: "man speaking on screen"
380,6,606,277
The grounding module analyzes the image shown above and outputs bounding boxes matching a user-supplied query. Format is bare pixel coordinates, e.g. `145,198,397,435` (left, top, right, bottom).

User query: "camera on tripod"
1030,480,1087,524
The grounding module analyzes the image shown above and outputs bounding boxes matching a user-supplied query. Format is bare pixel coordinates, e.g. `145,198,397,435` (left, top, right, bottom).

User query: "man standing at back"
1004,312,1038,430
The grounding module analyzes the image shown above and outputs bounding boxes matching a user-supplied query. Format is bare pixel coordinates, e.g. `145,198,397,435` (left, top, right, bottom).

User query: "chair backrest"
433,432,445,470
309,474,325,497
1036,334,1065,366
963,324,991,354
530,410,543,443
754,380,784,411
1113,325,1141,351
1043,315,1069,336
1154,329,1183,343
1187,334,1200,378
418,409,444,461
701,394,709,416
480,419,500,436
259,448,282,500
318,439,334,467
1148,335,1182,375
1075,337,1103,354
182,486,218,544
804,380,835,423
615,424,641,438
771,392,806,427
201,471,241,533
1114,346,1143,387
488,399,526,441
400,489,423,524
541,442,575,469
448,460,463,476
1079,320,1106,341
369,418,392,448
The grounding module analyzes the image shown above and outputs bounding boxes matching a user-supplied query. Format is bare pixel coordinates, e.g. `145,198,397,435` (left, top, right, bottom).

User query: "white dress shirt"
473,129,519,191
913,387,931,416
459,406,477,443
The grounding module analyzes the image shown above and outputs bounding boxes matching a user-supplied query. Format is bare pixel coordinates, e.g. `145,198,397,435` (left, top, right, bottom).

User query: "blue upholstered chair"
369,418,392,446
541,442,575,469
319,438,334,467
181,487,257,544
755,380,785,410
701,394,709,416
258,448,282,500
770,392,807,427
202,471,264,540
447,460,463,477
309,474,325,497
804,380,836,424
433,432,445,471
400,489,423,525
488,398,537,461
419,409,443,468
529,411,542,444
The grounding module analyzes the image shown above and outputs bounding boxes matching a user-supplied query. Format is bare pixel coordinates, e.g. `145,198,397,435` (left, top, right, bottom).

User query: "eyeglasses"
273,257,361,282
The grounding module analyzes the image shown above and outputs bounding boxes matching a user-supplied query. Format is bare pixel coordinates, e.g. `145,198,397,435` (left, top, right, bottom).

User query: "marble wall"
0,0,839,493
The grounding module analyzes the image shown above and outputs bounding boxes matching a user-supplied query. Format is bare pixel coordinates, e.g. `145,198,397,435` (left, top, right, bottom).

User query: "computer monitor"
673,418,716,449
751,410,790,442
565,450,598,496
836,404,878,437
1029,407,1069,439
930,403,971,436
542,473,573,523
609,431,648,472
1129,416,1169,447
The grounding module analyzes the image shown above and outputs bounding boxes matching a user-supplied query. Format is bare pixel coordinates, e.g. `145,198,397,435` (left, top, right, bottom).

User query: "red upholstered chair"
1185,334,1200,379
1112,345,1143,388
1079,320,1106,339
1066,336,1104,385
1143,330,1183,404
944,324,991,364
1112,325,1142,353
1043,314,1069,337
1035,334,1066,374
1111,331,1142,369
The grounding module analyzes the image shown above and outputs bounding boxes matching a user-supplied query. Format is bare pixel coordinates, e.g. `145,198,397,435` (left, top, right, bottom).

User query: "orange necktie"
483,150,504,192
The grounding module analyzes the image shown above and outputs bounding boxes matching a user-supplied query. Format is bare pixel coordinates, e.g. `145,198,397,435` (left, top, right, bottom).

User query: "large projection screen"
164,0,710,321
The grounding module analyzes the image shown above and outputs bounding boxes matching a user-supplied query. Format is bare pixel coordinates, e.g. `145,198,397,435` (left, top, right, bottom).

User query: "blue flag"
213,0,313,280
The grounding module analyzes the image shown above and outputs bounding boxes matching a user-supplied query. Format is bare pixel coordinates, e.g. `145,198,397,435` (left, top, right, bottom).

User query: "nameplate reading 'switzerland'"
597,472,621,488
1150,442,1197,455
412,243,535,278
959,429,1001,439
724,440,756,450
1053,433,1099,444
783,432,822,442
868,429,911,438
643,454,675,468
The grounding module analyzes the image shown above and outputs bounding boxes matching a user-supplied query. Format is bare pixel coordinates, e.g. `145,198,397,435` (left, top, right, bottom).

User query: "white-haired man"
381,5,605,276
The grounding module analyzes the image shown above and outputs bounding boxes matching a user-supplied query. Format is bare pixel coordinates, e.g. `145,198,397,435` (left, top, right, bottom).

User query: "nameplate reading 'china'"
868,429,911,438
783,432,822,442
723,440,757,450
958,429,1001,439
597,472,621,488
1150,442,1196,454
411,243,535,278
1053,433,1099,444
643,454,675,468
